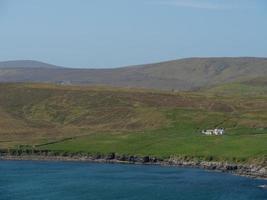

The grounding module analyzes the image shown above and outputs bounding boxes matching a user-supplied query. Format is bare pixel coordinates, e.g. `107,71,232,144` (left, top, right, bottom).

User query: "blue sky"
0,0,267,68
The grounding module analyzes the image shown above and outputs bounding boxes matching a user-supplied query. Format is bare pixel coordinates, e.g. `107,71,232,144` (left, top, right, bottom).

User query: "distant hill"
0,60,63,69
0,57,267,90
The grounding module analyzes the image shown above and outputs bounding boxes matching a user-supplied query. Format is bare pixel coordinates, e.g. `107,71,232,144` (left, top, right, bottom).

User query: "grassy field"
201,77,267,97
0,83,266,164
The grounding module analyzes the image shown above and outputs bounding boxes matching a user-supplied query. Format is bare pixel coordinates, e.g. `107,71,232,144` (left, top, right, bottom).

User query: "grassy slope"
0,83,266,163
201,77,267,97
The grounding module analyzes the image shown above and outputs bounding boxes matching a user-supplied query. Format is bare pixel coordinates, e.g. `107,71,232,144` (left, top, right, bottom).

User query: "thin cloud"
151,0,229,10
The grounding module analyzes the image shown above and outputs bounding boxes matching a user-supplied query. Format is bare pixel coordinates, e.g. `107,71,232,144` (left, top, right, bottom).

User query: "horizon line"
0,56,267,69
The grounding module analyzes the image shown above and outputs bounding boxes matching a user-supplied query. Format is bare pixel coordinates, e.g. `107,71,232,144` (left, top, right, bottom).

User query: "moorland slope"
0,83,266,164
1,57,267,90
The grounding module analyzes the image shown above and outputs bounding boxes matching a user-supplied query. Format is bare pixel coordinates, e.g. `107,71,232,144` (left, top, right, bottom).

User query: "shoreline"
1,154,266,180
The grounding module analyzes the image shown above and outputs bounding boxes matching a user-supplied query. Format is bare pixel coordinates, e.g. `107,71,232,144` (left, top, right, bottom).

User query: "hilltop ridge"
0,60,64,69
0,57,266,90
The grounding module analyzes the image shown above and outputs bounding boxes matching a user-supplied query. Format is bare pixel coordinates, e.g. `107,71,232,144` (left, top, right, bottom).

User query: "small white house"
202,128,224,136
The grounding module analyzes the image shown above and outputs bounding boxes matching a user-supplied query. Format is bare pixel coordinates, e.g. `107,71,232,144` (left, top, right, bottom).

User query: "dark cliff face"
0,57,267,91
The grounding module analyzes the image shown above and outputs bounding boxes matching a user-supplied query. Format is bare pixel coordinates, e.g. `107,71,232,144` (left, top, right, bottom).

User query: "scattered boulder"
106,153,115,160
259,168,266,174
128,156,136,162
143,156,150,163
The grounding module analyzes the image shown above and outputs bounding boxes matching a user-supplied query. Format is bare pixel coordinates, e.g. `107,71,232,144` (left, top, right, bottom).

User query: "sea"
0,160,266,200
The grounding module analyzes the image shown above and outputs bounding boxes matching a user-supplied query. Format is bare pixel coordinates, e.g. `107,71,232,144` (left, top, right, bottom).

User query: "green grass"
0,83,266,164
39,108,267,162
40,131,267,162
202,81,267,97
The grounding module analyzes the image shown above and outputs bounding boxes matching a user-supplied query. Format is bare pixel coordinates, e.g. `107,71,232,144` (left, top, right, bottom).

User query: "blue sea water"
0,160,266,200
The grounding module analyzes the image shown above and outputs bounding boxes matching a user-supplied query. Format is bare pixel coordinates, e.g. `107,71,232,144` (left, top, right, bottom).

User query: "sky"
0,0,267,68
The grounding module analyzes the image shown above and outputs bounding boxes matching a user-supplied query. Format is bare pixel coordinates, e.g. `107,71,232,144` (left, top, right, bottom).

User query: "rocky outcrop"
166,158,267,179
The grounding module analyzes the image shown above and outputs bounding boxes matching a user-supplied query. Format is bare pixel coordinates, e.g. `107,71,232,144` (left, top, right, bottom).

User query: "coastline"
1,153,266,180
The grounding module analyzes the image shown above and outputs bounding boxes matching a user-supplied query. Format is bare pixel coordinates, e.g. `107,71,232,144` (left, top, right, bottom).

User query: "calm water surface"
0,160,266,200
